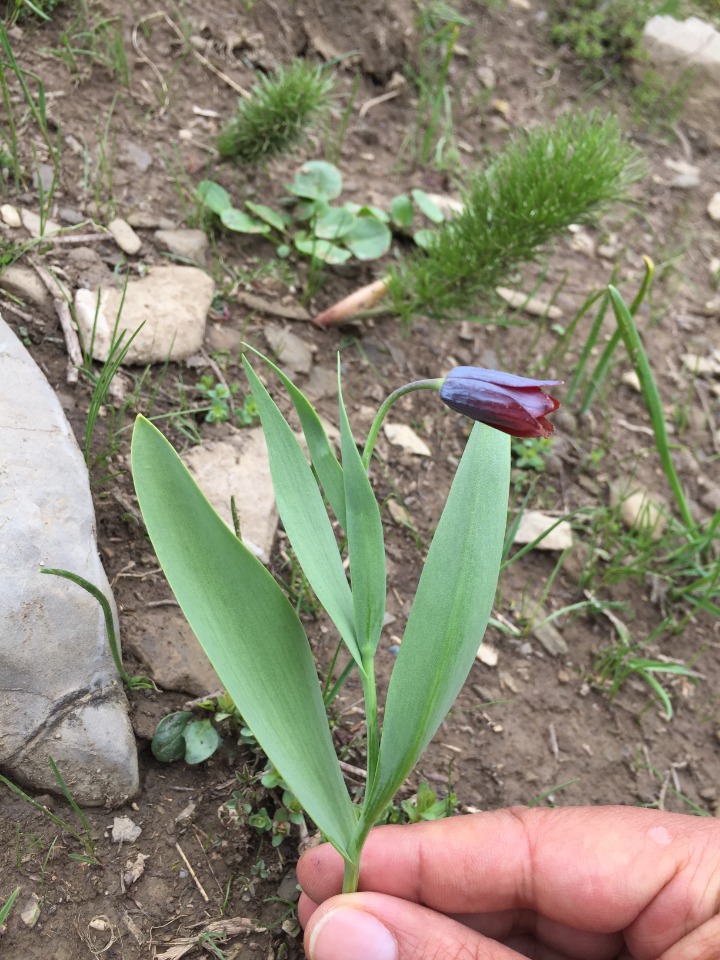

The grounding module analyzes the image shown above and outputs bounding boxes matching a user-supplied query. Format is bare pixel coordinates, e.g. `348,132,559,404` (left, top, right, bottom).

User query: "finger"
304,893,591,960
298,806,720,953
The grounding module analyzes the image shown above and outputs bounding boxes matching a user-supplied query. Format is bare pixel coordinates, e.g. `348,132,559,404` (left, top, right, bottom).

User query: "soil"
1,1,720,958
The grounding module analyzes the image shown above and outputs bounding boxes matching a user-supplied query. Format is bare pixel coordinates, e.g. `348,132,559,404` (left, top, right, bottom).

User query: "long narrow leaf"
337,363,386,660
241,357,362,667
243,344,346,529
365,424,509,819
131,416,357,854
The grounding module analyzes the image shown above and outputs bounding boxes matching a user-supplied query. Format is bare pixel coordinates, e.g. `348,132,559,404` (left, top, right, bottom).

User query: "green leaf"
242,344,347,530
390,194,414,228
314,206,356,240
241,358,362,666
198,180,232,215
131,416,356,855
365,424,509,819
294,232,352,264
345,202,390,223
413,228,437,250
289,160,342,200
337,362,386,660
220,207,270,234
151,711,192,762
343,217,392,261
183,719,222,764
411,188,445,223
245,201,288,233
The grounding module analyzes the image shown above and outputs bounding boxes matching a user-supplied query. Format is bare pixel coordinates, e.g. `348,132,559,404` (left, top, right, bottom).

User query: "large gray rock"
74,265,214,364
639,16,720,146
0,315,139,806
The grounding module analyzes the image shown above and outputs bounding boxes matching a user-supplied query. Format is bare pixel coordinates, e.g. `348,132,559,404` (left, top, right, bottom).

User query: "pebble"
0,203,21,227
496,286,562,319
476,643,499,667
154,228,208,265
708,192,720,222
532,616,568,656
264,324,313,375
107,217,142,255
20,208,60,237
513,510,573,551
477,65,496,89
122,140,153,172
557,669,571,684
32,163,55,193
621,370,642,391
58,206,85,225
384,423,431,456
0,264,51,309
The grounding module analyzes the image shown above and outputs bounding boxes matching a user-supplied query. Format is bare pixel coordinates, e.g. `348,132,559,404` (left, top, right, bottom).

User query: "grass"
217,60,336,164
386,111,643,324
45,3,130,87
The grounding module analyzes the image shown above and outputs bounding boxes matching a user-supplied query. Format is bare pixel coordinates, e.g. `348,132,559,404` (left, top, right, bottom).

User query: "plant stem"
362,379,442,468
342,856,361,894
608,276,696,533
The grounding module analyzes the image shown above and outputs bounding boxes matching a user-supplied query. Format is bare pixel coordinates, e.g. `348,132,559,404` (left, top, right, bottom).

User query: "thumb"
303,893,521,960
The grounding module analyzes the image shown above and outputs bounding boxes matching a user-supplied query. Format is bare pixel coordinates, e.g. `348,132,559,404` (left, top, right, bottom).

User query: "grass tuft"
386,111,643,324
217,61,335,164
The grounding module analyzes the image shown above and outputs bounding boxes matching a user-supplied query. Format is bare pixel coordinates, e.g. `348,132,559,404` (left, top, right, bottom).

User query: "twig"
359,89,401,118
175,842,209,902
147,599,180,608
548,722,559,760
237,291,311,322
338,759,367,780
54,298,83,384
0,299,36,323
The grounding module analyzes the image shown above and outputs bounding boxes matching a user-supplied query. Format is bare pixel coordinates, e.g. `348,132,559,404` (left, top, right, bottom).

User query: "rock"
708,193,720,222
639,17,720,147
20,893,41,928
611,483,668,540
0,264,52,310
107,218,142,255
65,246,114,289
125,607,221,696
74,265,214,363
621,370,642,391
383,422,431,456
476,65,496,89
665,158,701,189
1,203,21,227
122,140,153,172
264,324,314,375
304,365,338,401
496,287,562,319
476,643,499,667
0,315,138,806
183,427,278,563
276,868,300,902
532,617,568,656
32,163,55,194
154,228,209,265
111,816,142,843
20,208,60,237
513,510,573,551
681,351,720,376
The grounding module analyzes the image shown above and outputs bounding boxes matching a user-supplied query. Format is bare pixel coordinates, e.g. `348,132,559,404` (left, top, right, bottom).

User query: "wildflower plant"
131,350,561,892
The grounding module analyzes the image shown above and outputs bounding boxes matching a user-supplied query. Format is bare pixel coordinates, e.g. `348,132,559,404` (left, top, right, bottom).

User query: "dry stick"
175,842,209,902
237,290,311,322
30,259,83,383
359,89,401,119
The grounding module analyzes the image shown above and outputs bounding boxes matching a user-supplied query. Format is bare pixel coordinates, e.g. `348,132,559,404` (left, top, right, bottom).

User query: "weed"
195,375,259,426
385,112,643,324
0,760,97,861
0,886,20,930
217,61,335,164
548,0,657,71
3,0,63,26
381,781,458,824
46,2,130,86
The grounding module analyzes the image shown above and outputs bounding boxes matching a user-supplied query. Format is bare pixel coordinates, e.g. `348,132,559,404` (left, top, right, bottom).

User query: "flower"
439,367,562,438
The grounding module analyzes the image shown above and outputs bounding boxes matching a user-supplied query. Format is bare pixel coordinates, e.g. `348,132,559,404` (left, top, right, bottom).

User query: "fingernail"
309,906,398,960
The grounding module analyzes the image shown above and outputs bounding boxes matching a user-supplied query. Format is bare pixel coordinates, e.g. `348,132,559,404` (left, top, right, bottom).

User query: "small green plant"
0,886,20,930
3,0,63,25
316,112,642,325
217,61,335,164
381,781,458,824
45,4,130,86
152,710,223,764
195,375,259,426
548,0,657,68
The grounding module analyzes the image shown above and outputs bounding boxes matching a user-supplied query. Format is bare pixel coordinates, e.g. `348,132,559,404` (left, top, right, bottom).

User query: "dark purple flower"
439,367,562,438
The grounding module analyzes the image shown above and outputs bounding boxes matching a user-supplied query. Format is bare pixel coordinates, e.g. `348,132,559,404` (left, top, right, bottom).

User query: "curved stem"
362,379,443,469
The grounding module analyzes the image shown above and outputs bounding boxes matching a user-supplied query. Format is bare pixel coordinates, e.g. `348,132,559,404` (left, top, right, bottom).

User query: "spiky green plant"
217,61,335,164
386,111,643,324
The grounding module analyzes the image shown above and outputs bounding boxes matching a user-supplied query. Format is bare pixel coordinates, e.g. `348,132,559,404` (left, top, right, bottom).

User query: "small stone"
20,893,41,928
612,484,668,540
496,286,562,319
532,617,568,656
383,423,431,456
107,218,142,255
122,140,152,172
476,65,496,89
58,206,84,225
20,208,60,237
557,669,571,683
707,192,720,221
681,352,720,376
304,365,338,401
518,642,533,656
476,644,499,667
111,816,142,843
0,264,52,309
387,499,413,528
264,324,313,375
513,511,573,551
1,203,21,227
276,868,300,902
126,211,163,229
621,370,642,391
32,163,55,193
126,607,221,695
699,786,717,801
154,228,208,265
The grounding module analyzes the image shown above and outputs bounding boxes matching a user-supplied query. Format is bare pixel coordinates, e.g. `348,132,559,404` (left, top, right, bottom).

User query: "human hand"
298,805,720,960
